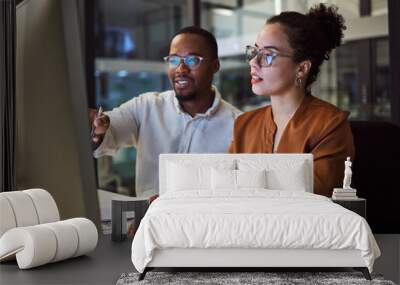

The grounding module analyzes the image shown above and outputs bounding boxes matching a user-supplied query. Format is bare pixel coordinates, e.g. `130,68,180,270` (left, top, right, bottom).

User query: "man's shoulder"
136,90,175,102
219,99,242,118
121,90,175,108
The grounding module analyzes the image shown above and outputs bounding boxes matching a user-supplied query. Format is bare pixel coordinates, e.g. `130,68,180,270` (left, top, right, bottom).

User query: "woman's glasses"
163,55,206,70
245,45,292,67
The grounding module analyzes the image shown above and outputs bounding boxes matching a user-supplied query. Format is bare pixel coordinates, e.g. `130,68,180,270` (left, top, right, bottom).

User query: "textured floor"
117,271,396,285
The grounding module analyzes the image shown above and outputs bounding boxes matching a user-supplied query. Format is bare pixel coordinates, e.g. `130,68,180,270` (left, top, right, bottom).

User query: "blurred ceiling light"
274,0,281,15
117,70,129,77
212,8,234,16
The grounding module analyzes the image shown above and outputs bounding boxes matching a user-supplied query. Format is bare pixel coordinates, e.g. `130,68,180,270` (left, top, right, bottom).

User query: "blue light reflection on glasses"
263,54,274,65
246,47,276,66
163,55,205,69
245,45,292,67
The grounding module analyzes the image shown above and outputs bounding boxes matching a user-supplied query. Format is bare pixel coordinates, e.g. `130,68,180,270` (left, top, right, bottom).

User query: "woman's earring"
295,77,303,88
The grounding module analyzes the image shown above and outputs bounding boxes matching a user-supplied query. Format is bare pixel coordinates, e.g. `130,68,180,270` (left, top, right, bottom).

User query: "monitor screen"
15,0,100,228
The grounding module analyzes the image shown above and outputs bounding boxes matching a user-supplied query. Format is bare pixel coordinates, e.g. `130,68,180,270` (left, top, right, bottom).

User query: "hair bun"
307,4,346,58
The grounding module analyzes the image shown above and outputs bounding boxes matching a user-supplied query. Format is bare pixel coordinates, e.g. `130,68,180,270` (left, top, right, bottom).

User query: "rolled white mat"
42,221,79,262
23,189,60,223
64,218,98,257
0,192,39,227
0,226,57,269
0,195,17,238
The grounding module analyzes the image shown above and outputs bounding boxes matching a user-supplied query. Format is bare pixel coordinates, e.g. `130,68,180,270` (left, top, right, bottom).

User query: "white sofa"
0,189,98,269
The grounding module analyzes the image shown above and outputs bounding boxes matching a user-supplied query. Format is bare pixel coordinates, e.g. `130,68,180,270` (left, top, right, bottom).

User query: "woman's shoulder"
230,105,270,153
307,95,349,120
235,105,270,125
302,95,351,138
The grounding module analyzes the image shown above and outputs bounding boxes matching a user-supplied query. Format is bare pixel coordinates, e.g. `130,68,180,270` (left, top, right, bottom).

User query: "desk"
0,234,133,285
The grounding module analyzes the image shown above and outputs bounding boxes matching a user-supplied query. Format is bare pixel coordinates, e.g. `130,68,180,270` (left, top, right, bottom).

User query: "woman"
229,4,355,197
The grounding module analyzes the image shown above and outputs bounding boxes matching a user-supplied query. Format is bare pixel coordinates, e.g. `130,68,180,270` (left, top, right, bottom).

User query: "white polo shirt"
94,87,241,197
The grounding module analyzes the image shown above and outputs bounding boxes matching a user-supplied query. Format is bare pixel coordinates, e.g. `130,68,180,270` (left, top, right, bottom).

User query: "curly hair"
267,4,346,90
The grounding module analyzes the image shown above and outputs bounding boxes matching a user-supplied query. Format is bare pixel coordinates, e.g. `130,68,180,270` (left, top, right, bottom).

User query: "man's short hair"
173,26,218,59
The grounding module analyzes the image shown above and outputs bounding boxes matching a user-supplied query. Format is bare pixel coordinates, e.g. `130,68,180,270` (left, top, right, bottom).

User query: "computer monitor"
15,0,100,228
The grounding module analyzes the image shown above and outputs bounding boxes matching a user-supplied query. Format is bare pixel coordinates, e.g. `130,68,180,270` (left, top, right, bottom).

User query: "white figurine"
343,157,353,189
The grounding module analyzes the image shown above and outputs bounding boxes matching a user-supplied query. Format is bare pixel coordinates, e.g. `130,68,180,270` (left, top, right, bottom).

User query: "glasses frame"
163,55,206,70
245,45,293,67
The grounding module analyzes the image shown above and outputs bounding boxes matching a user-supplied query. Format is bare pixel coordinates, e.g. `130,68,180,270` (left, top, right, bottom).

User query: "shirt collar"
264,94,315,140
173,85,222,118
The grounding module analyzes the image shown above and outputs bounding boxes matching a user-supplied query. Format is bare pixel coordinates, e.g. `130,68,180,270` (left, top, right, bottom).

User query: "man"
90,26,241,198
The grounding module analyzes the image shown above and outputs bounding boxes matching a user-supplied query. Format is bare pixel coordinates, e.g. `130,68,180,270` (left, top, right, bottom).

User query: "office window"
90,0,391,196
93,0,191,196
372,0,388,16
373,38,390,119
200,0,390,119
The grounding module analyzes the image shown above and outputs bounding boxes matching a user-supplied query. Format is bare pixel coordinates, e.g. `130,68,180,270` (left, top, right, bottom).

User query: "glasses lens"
167,56,181,67
245,46,257,62
184,56,201,68
262,54,274,66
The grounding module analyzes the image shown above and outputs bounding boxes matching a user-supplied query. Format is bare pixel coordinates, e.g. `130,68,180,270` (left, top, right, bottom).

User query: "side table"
112,198,149,241
332,198,366,219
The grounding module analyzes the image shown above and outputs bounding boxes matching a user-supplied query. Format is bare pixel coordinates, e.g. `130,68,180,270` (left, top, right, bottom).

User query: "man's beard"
175,91,197,102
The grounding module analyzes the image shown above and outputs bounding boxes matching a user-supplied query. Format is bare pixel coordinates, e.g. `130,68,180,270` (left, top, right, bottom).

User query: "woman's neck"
270,89,306,122
269,89,306,153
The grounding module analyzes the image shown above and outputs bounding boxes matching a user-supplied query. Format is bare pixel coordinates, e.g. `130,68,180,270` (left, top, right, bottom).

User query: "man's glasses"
245,45,292,67
163,55,206,70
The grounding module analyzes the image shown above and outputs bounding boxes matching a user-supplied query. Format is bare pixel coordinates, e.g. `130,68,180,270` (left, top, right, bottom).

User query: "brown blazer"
229,95,355,197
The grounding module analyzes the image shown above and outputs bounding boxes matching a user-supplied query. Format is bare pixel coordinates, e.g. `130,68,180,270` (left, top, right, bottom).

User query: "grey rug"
116,271,396,285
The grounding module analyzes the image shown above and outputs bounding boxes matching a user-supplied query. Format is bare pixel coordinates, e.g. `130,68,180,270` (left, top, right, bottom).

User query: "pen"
91,106,103,138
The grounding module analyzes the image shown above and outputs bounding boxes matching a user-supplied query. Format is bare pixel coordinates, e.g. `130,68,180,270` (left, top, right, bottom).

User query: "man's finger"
148,194,159,204
94,116,109,128
94,126,107,135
